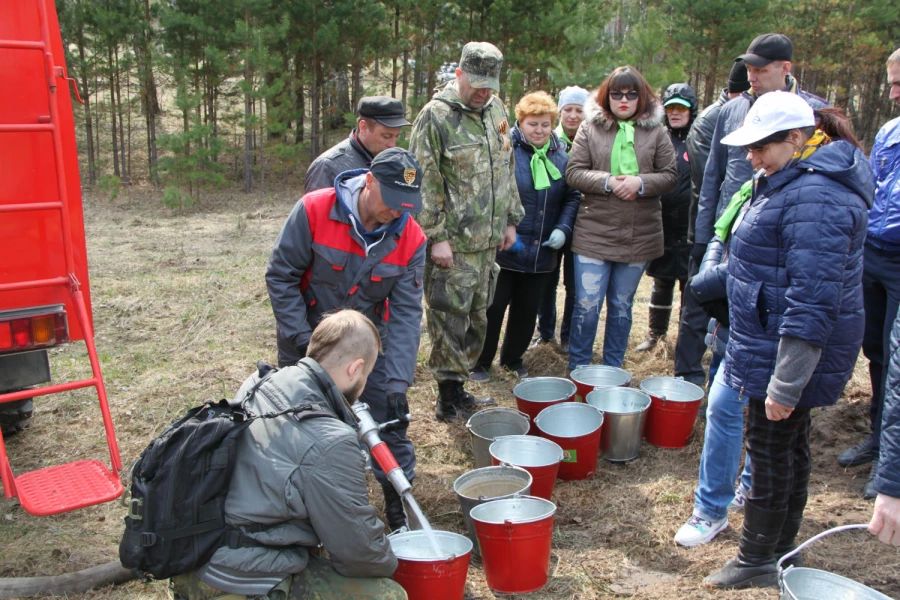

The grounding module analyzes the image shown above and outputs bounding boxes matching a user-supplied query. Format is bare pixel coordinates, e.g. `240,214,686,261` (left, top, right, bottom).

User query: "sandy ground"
0,188,897,599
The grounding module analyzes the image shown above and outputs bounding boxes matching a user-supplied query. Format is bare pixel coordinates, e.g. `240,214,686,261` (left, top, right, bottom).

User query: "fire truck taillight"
0,311,69,353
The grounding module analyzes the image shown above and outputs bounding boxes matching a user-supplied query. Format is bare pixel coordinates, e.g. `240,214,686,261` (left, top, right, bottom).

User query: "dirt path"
1,191,897,599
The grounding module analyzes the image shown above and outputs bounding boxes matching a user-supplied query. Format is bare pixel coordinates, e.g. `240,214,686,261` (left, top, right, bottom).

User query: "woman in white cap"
701,91,873,589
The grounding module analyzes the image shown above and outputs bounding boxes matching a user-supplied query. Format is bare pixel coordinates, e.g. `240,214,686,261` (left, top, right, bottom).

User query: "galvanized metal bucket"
488,435,564,500
466,407,530,468
453,465,532,554
585,387,652,461
533,402,604,480
513,377,577,433
778,524,892,600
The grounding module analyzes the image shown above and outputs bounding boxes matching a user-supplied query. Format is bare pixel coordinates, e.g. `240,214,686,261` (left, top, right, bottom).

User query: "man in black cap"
305,96,411,192
673,61,751,388
267,147,427,531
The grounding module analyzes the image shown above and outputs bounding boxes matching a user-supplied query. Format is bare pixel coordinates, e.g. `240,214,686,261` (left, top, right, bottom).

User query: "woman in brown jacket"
565,66,677,369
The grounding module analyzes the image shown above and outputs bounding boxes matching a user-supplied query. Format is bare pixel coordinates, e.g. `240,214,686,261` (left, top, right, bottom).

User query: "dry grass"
1,188,897,599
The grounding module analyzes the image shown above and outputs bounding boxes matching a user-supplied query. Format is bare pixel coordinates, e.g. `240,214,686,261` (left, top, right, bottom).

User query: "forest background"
57,0,900,204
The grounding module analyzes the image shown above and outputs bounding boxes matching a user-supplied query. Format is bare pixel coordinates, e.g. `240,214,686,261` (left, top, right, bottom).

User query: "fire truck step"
14,459,123,516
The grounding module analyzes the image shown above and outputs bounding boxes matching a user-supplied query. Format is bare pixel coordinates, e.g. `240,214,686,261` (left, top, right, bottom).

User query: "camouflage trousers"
171,556,407,600
424,249,499,382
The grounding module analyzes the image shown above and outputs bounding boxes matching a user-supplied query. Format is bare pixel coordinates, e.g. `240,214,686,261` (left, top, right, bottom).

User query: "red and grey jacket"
266,171,426,393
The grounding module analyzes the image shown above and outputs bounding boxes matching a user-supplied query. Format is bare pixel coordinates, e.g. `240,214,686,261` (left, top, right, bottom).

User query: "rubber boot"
635,307,671,352
380,481,408,532
704,502,788,589
435,381,472,423
775,494,807,569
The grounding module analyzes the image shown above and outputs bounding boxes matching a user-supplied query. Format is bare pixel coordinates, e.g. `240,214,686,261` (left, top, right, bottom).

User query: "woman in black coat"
636,83,698,351
471,92,580,380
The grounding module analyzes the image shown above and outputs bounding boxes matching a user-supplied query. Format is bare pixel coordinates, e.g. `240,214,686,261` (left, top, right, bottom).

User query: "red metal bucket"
533,403,604,480
470,496,557,594
640,377,705,448
513,377,576,434
489,435,563,500
570,365,632,402
389,530,473,600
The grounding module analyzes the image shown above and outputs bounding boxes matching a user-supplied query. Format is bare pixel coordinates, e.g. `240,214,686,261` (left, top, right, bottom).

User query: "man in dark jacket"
869,310,900,546
172,311,405,599
840,48,900,499
267,148,426,532
636,83,697,353
694,34,829,253
674,61,750,386
304,96,411,192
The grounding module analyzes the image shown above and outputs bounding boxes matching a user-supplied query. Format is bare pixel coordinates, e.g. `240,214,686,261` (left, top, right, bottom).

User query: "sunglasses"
610,91,639,101
665,104,690,113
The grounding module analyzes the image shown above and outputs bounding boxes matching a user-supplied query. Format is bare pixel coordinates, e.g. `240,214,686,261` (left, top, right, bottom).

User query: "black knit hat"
728,61,751,94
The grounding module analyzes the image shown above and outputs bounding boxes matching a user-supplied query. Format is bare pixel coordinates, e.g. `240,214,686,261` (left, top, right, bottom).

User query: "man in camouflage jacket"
409,41,525,422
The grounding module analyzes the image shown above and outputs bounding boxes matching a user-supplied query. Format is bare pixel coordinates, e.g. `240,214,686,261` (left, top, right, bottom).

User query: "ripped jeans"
568,255,648,370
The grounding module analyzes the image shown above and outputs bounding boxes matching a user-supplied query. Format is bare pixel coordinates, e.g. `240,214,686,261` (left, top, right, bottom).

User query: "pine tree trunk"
294,52,305,144
76,33,96,185
114,47,128,184
243,11,254,193
108,47,120,178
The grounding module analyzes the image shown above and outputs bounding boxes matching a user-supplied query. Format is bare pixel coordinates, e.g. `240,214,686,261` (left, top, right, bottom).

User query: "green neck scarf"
610,121,639,176
554,125,573,152
530,141,562,190
714,179,754,240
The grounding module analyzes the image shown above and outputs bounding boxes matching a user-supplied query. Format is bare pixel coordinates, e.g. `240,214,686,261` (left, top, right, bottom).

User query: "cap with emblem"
459,41,503,92
358,96,411,128
369,147,422,213
719,91,814,148
737,33,793,68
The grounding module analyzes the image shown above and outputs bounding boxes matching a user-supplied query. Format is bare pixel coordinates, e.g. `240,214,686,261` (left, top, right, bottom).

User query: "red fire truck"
0,0,123,516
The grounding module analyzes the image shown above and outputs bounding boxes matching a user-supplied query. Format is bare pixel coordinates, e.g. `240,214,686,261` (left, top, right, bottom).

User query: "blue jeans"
568,255,647,369
694,365,752,521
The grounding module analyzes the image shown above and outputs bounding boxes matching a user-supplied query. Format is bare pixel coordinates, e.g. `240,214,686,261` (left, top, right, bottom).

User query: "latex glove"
507,234,524,255
541,228,566,250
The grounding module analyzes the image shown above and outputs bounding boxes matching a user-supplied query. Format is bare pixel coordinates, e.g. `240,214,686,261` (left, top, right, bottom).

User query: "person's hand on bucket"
869,493,900,547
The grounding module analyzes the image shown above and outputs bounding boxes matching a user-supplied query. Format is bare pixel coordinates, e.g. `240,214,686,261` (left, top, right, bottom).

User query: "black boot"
704,502,788,589
458,382,495,410
775,494,807,569
863,456,880,500
636,307,671,351
435,381,472,423
381,482,408,532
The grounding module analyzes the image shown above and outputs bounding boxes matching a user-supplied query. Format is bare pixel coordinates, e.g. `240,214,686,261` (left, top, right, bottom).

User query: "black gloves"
700,299,730,327
383,392,411,433
690,242,708,267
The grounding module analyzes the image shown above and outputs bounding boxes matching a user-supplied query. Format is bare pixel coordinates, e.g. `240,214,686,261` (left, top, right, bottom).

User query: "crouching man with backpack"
171,311,406,600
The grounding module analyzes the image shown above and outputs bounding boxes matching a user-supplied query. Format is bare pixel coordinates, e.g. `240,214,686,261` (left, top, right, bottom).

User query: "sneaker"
728,485,747,512
837,434,879,468
468,367,490,383
635,337,659,352
674,513,728,547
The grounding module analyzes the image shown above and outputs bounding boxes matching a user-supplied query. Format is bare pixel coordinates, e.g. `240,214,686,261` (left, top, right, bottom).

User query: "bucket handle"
466,406,530,429
777,523,869,586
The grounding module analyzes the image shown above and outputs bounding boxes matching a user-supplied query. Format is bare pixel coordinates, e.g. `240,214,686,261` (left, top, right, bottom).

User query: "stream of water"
402,491,446,558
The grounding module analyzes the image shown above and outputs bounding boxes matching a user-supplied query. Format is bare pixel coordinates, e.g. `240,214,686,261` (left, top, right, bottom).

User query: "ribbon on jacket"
714,179,754,240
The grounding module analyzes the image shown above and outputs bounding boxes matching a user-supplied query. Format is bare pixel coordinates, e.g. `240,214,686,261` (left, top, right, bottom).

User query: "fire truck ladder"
0,0,123,516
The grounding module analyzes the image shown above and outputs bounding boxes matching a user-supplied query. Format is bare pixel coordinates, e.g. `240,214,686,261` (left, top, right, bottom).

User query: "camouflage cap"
459,41,503,92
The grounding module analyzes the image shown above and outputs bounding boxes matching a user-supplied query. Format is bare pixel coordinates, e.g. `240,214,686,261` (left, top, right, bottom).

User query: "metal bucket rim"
570,365,632,387
585,388,652,415
533,402,604,437
453,465,534,499
469,495,557,525
781,567,893,600
639,376,705,402
388,530,474,562
489,435,564,466
513,377,578,403
465,407,530,441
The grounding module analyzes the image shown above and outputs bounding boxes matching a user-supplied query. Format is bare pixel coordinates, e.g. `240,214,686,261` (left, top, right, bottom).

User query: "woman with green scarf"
565,66,677,370
471,92,580,381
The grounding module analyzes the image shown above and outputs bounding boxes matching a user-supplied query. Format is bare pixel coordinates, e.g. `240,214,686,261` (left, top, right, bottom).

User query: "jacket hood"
583,90,664,130
511,123,563,152
795,141,875,208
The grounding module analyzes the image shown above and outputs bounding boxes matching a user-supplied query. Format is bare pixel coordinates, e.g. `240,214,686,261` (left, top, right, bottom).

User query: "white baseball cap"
720,91,815,147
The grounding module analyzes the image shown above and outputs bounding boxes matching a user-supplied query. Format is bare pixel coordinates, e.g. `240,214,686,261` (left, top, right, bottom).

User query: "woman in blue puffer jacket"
701,92,874,589
471,91,580,380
